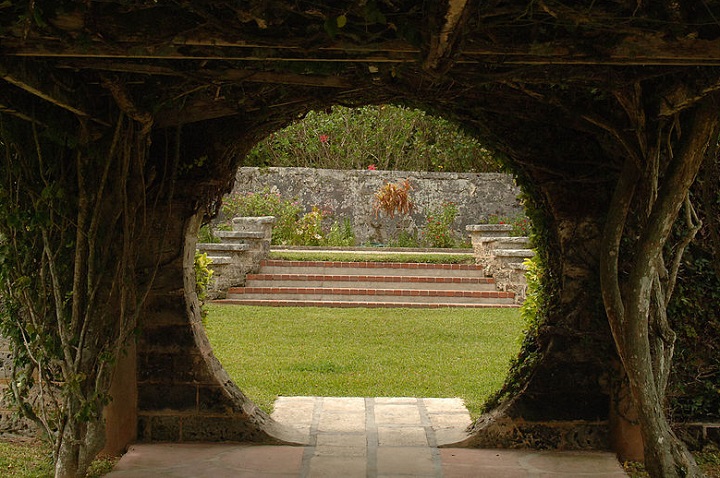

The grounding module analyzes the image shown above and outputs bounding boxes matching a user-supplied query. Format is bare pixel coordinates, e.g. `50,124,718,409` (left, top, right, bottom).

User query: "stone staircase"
467,224,535,302
216,259,517,308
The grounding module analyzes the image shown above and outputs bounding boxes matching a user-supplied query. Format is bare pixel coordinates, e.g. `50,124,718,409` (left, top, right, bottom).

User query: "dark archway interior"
2,0,720,461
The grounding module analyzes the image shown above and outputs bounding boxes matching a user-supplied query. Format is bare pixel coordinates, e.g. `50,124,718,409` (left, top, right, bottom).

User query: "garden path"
106,396,628,477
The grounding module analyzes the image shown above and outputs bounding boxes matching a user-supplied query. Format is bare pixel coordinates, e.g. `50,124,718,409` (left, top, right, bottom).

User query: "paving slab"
107,396,628,477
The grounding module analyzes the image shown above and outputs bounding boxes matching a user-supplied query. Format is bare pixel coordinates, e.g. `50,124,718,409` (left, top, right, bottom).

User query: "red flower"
319,134,329,143
367,164,377,170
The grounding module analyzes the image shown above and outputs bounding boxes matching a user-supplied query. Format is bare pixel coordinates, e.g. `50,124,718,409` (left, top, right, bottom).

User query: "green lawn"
203,304,525,417
0,440,116,478
267,251,475,264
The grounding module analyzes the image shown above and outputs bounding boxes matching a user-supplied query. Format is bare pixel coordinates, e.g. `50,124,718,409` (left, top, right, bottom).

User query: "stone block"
138,415,181,441
173,353,215,383
137,352,174,382
140,325,196,349
138,383,197,411
180,415,268,442
198,386,232,414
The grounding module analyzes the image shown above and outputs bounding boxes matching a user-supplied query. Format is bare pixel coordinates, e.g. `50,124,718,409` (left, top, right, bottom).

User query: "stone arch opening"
187,103,522,422
3,3,719,474
127,95,613,456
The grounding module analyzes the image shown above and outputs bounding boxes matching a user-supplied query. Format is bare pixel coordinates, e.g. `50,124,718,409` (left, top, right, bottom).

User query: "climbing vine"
0,108,161,478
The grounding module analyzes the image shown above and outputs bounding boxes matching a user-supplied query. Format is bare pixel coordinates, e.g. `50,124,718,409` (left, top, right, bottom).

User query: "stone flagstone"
106,396,628,477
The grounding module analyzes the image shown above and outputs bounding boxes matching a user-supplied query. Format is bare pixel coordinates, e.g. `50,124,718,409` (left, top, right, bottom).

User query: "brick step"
214,299,518,309
245,273,496,291
259,260,485,278
226,287,515,304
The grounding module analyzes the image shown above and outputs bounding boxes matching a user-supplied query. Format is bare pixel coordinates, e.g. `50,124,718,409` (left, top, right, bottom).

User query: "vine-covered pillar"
465,180,617,449
126,123,302,446
463,130,620,450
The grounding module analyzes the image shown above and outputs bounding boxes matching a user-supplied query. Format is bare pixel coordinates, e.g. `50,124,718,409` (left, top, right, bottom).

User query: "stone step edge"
247,273,495,284
215,231,266,239
213,299,518,309
227,287,514,299
197,243,250,252
493,249,535,258
261,259,482,271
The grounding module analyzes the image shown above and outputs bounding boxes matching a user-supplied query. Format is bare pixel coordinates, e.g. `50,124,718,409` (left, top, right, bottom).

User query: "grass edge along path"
203,304,525,418
267,250,475,264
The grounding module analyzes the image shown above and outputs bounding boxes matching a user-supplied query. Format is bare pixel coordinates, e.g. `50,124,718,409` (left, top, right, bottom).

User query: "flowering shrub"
221,188,302,244
292,206,326,246
326,218,356,246
244,104,502,172
423,202,460,248
487,213,531,237
219,188,356,246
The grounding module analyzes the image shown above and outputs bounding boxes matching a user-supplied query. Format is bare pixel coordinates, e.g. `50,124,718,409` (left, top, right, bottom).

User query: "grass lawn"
0,440,116,478
267,251,475,264
203,304,525,418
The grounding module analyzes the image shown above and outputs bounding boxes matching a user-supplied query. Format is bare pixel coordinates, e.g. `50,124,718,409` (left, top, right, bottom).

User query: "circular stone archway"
127,96,615,453
2,1,720,469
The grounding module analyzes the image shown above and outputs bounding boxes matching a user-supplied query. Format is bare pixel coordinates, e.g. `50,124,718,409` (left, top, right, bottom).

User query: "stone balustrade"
466,224,534,303
196,216,276,298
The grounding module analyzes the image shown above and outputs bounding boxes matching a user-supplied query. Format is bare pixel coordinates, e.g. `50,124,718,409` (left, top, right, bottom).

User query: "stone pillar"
134,204,299,443
464,208,617,449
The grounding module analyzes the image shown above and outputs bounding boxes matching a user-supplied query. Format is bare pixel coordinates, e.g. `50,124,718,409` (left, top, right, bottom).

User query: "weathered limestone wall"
232,167,523,244
467,224,534,303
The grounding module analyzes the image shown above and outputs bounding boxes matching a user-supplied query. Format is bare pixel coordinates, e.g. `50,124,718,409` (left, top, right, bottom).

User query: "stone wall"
0,333,34,438
231,167,523,244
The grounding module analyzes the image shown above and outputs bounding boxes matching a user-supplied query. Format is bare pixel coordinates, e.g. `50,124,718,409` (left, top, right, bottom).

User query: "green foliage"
219,189,357,247
0,440,118,478
0,440,54,478
387,231,421,248
220,188,302,245
268,251,474,264
325,218,356,247
194,252,213,324
291,206,326,246
194,252,213,304
519,255,541,332
197,224,220,243
667,241,720,421
422,201,460,248
244,105,501,173
487,213,532,236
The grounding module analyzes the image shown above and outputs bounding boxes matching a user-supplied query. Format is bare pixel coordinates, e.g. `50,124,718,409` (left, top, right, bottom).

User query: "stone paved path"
106,396,628,477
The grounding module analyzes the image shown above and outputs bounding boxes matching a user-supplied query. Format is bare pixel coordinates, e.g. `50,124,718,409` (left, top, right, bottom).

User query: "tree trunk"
600,95,719,477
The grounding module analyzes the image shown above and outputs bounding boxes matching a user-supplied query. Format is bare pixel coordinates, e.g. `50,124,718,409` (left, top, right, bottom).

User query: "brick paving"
106,396,628,477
